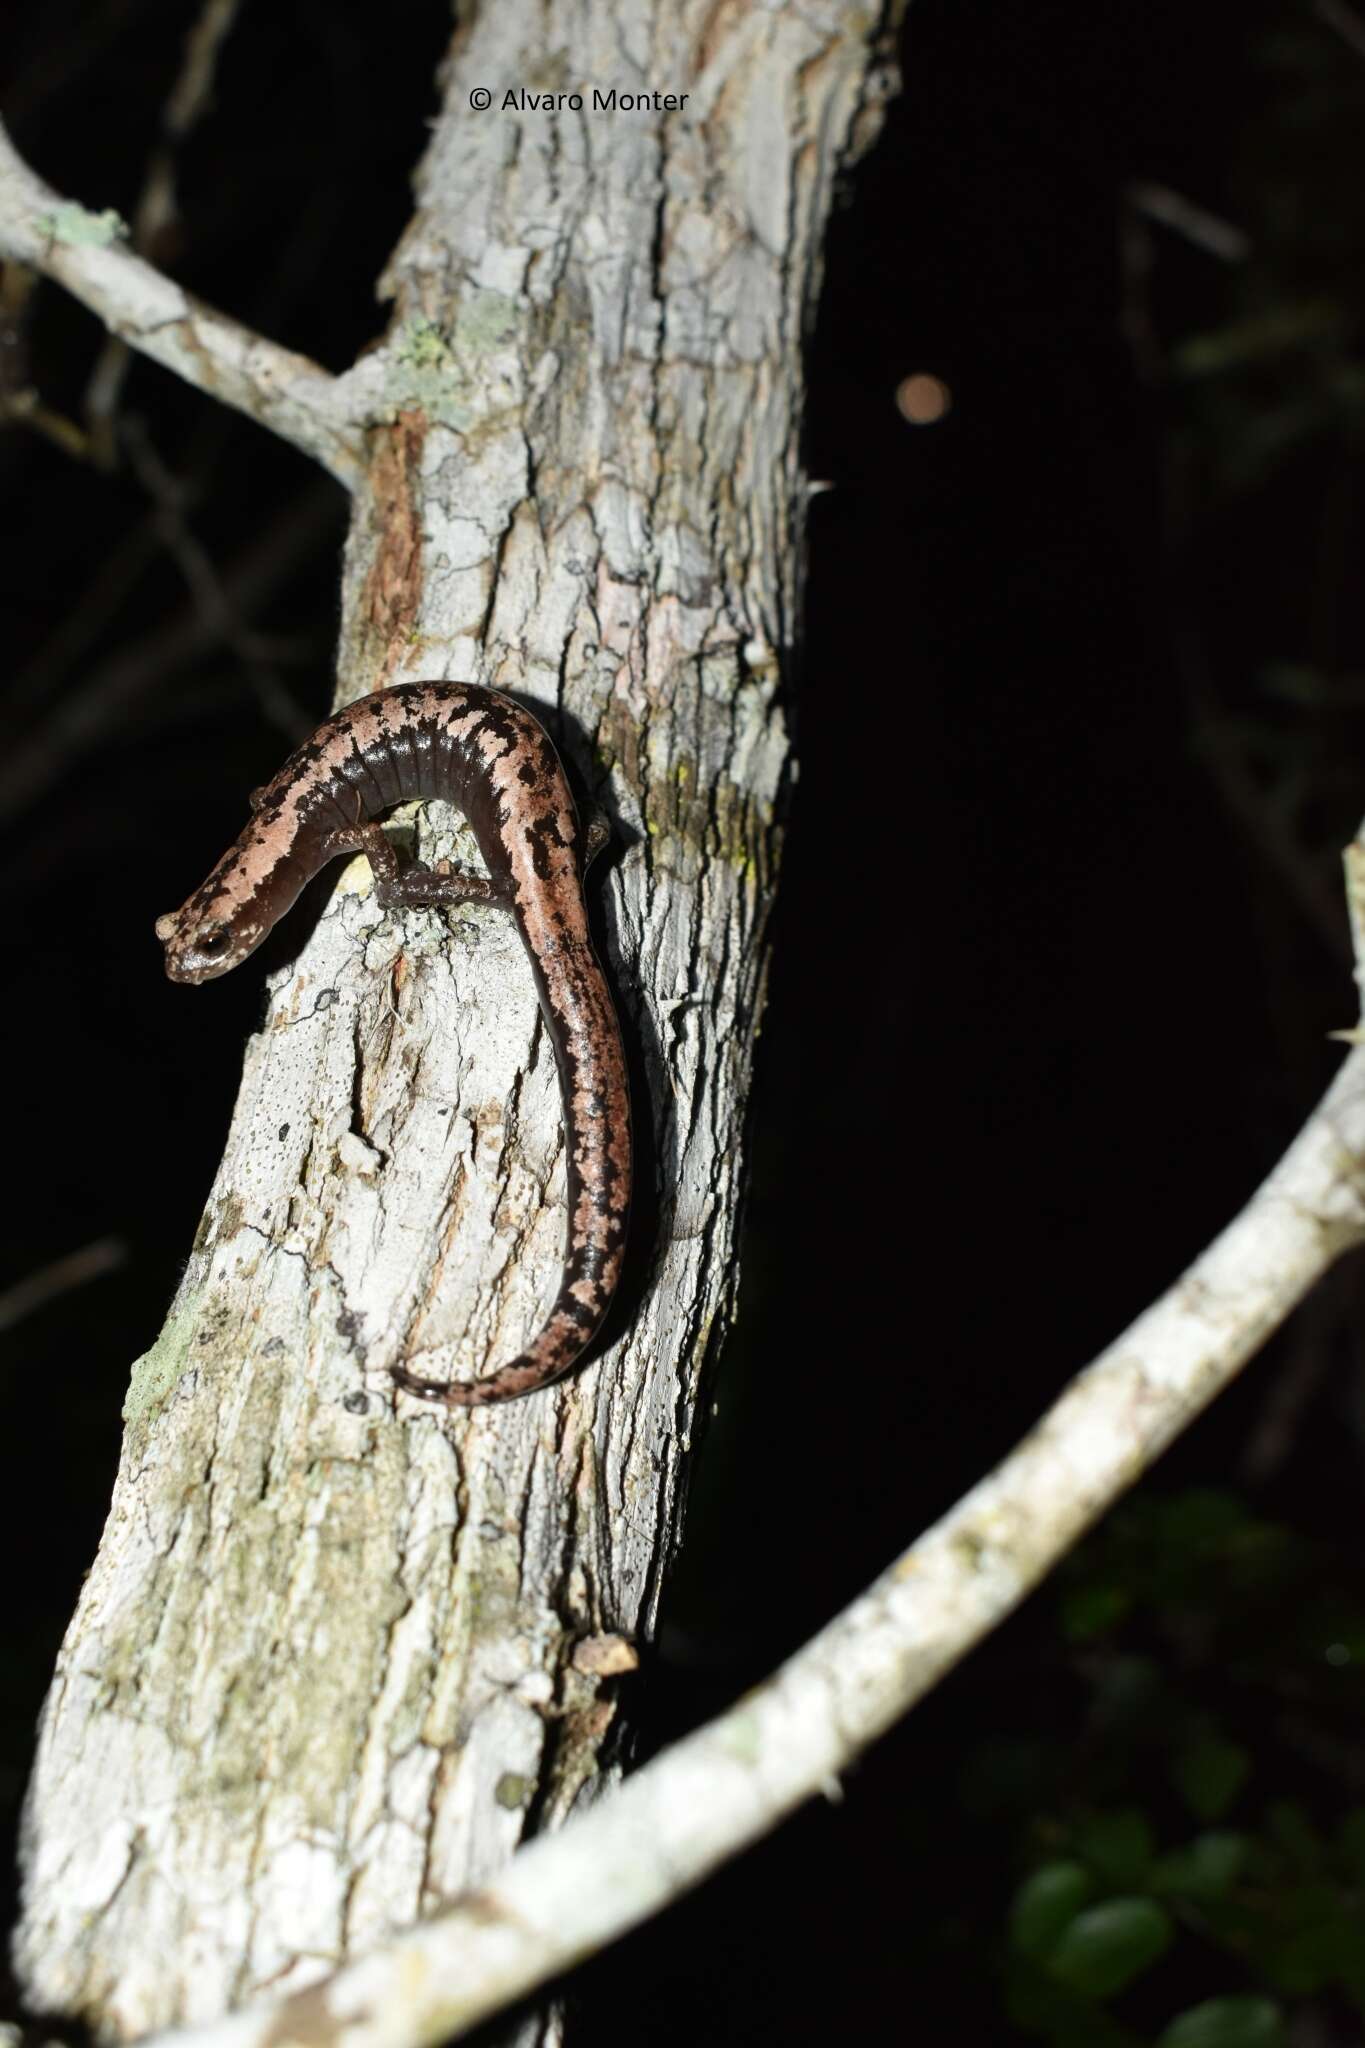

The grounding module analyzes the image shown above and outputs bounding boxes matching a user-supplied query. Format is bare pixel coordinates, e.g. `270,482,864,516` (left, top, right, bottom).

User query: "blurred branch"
0,481,339,822
1183,637,1353,969
1,0,152,130
1316,0,1365,63
85,0,243,464
6,202,333,722
121,415,313,738
1121,186,1250,382
0,249,94,458
0,1237,124,1334
0,118,363,485
1,383,94,460
1239,1281,1340,1482
117,916,1365,2046
1130,181,1251,265
6,516,162,709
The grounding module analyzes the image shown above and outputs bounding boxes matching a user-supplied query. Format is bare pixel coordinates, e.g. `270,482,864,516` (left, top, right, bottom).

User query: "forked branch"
0,120,363,484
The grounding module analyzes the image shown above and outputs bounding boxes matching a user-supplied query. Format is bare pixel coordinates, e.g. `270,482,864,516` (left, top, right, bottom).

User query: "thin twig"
1,0,150,130
7,285,318,719
0,1238,125,1334
85,0,243,464
0,119,363,486
0,483,340,822
1316,0,1365,64
1183,634,1353,969
5,516,164,710
1238,1280,1340,1482
1129,182,1251,265
1,385,94,460
132,1017,1365,2048
0,256,94,458
121,415,313,738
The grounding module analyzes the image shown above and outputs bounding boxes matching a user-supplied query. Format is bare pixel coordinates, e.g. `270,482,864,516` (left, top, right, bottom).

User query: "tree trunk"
15,4,901,2036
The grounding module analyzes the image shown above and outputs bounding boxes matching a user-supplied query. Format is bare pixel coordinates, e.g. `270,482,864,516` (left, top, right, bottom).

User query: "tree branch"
0,118,363,484
0,1236,125,1333
123,900,1365,2048
84,0,245,464
0,481,338,823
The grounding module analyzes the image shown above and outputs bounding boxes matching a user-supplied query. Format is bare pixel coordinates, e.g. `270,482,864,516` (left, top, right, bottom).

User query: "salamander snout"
155,910,249,984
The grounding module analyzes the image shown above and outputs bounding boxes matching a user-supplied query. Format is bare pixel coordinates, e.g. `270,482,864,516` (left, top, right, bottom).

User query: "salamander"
155,680,630,1408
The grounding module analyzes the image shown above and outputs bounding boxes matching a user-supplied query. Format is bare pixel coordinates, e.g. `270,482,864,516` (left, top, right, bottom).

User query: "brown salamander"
155,681,630,1407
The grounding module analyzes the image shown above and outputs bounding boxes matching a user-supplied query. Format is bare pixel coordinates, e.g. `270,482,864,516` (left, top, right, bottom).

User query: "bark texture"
15,4,900,2036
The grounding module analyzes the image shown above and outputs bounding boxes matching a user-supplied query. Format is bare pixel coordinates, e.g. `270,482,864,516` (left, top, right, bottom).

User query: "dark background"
3,3,1364,2044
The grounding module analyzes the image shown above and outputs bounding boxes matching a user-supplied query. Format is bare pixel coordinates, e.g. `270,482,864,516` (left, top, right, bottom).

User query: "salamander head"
155,902,262,984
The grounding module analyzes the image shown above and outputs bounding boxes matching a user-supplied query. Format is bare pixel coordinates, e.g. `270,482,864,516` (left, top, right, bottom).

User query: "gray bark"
14,3,902,2037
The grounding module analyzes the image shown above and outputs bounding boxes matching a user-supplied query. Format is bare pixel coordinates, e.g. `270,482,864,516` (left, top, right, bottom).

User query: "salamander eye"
197,929,232,959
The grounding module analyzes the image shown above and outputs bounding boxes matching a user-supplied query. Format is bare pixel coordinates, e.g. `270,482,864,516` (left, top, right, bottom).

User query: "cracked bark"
14,4,904,2041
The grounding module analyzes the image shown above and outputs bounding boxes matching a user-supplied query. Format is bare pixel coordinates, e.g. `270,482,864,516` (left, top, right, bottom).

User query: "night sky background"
3,3,1365,2043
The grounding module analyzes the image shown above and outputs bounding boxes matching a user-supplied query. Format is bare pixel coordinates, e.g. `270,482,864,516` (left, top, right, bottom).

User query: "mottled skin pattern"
155,682,631,1407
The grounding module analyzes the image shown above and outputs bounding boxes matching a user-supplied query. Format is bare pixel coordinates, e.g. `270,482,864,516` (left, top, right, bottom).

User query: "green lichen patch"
123,1294,203,1430
41,203,126,248
395,319,455,371
719,1702,763,1765
380,297,521,430
452,289,518,355
383,321,470,430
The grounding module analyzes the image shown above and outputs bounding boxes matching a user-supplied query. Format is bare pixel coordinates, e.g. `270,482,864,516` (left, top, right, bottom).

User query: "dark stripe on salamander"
156,680,631,1408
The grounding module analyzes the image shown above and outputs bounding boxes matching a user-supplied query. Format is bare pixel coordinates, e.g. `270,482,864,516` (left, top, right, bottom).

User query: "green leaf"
1009,1862,1095,1959
1157,1489,1246,1556
1339,1932,1365,2014
1090,1654,1163,1727
1005,1961,1147,2048
960,1735,1056,1819
1060,1581,1133,1642
1175,301,1344,376
1259,1912,1346,1997
1264,1800,1323,1875
1259,661,1333,705
1046,1897,1173,1998
1337,1807,1365,1881
1073,1809,1155,1889
1157,1996,1286,2048
1152,1832,1249,1902
1172,1734,1250,1821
